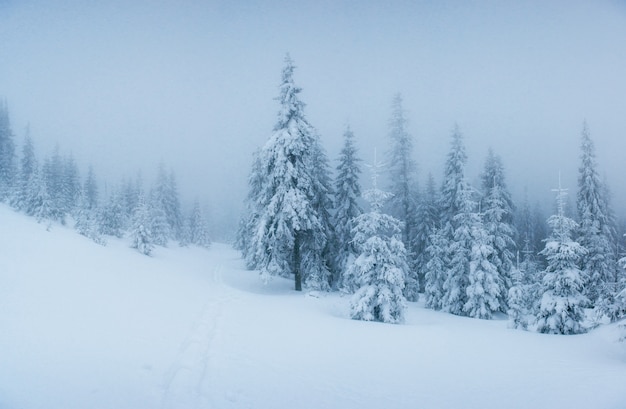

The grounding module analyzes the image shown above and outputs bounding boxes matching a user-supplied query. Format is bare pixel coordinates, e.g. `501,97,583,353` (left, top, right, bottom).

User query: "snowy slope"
1,205,625,409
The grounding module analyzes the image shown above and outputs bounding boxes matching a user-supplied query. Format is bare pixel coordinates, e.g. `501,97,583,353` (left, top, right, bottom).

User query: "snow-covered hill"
1,205,625,409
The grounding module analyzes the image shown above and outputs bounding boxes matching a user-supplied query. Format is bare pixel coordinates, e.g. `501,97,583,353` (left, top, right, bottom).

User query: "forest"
1,55,625,336
235,56,626,334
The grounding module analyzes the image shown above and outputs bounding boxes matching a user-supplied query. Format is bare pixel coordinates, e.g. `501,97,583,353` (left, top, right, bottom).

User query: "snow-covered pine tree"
386,94,419,300
184,199,211,249
13,130,37,212
333,126,363,292
251,54,332,291
305,135,335,290
130,192,154,256
153,163,183,240
0,100,16,201
42,147,66,223
507,264,527,329
436,125,469,313
413,173,439,291
535,177,588,335
440,125,467,235
236,149,265,269
74,193,106,245
61,154,80,217
576,122,617,306
99,189,125,238
480,149,516,311
424,227,449,310
83,165,99,211
348,152,407,323
149,189,170,247
464,209,502,319
442,179,501,318
29,166,54,223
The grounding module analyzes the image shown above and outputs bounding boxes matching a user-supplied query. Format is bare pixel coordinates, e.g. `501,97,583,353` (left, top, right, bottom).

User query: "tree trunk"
294,232,302,291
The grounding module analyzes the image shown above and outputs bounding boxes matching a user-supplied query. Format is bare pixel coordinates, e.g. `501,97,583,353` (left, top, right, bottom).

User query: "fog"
1,1,626,236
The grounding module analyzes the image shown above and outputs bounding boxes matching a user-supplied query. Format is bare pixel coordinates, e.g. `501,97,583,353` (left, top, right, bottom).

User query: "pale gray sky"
1,0,626,231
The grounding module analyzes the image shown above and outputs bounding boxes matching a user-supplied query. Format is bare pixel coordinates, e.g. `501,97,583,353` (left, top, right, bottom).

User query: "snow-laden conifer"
414,173,439,290
576,122,617,306
252,55,332,291
385,94,419,300
348,153,407,323
0,101,16,201
535,177,588,335
13,131,37,212
424,227,448,310
333,126,363,291
481,149,516,311
183,199,212,249
464,213,502,319
130,192,154,256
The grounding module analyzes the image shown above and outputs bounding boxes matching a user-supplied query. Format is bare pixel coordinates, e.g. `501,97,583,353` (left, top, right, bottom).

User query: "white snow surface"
1,205,625,409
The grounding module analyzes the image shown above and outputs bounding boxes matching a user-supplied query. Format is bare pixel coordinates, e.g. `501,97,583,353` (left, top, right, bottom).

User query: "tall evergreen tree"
251,54,332,291
480,149,516,311
130,192,154,256
576,122,617,306
153,163,183,240
386,94,419,300
333,126,363,291
535,178,588,335
84,165,99,211
14,130,37,211
0,100,16,200
348,154,407,323
236,150,265,269
183,199,212,249
414,173,439,290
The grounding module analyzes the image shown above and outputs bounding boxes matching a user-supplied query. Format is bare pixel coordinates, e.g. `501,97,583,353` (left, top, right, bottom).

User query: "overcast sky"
1,0,626,232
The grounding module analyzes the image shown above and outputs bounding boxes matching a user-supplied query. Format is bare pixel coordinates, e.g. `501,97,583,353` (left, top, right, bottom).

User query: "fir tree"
414,173,439,291
251,54,332,291
386,94,419,300
13,130,37,211
576,122,617,306
130,192,154,256
149,189,170,247
0,100,16,201
99,189,125,238
535,178,588,335
184,199,212,249
84,165,99,211
424,227,449,310
333,126,363,291
348,153,407,323
464,212,502,319
481,149,516,311
236,150,265,269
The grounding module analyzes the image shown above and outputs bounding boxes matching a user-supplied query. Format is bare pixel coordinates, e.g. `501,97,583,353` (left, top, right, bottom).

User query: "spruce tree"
535,178,588,335
14,130,37,211
576,122,617,306
333,126,363,291
130,192,154,256
236,150,265,269
480,149,516,311
348,154,407,323
414,173,439,291
252,54,332,291
0,100,16,201
184,199,211,249
386,94,419,300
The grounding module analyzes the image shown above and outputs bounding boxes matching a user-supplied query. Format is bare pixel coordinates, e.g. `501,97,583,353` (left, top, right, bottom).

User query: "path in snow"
160,262,238,408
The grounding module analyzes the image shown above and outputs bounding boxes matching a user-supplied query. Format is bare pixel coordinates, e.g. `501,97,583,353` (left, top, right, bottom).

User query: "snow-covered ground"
1,205,625,409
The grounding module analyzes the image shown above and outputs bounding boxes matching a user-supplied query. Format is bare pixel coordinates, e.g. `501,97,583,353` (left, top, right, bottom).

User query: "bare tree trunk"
294,232,302,291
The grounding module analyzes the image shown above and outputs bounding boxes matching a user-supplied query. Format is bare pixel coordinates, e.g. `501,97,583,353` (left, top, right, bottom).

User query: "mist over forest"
1,0,625,238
